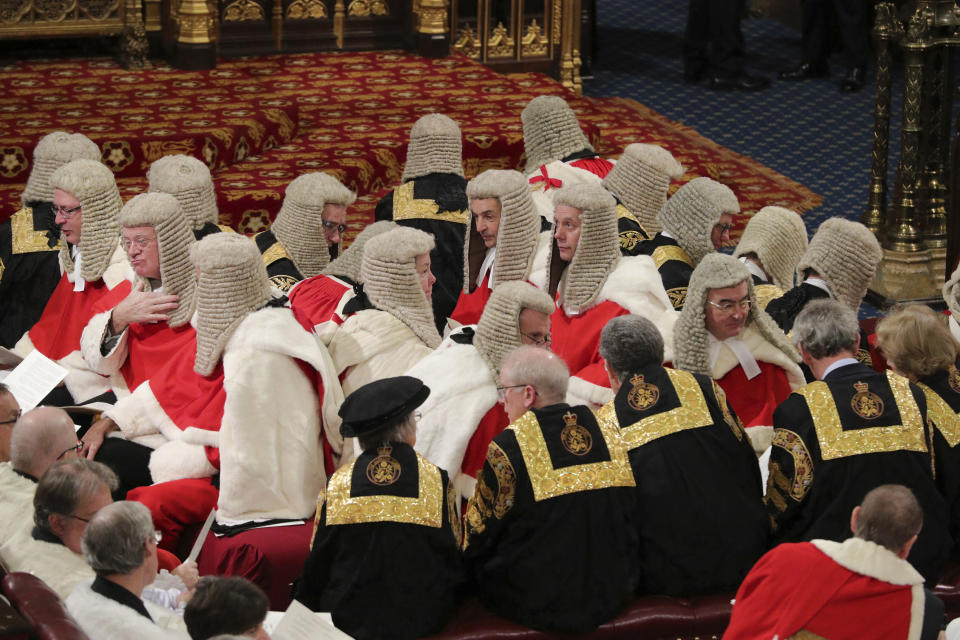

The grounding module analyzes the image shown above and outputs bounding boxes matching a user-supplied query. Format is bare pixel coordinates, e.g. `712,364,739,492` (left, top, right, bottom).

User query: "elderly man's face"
57,483,113,555
553,205,582,262
322,203,347,247
53,188,82,245
704,280,750,340
518,308,551,349
415,252,436,302
711,213,734,249
471,198,501,249
122,226,161,280
0,392,21,462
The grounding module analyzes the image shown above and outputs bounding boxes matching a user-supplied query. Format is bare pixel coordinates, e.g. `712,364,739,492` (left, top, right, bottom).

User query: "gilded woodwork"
453,22,481,58
487,20,513,57
521,18,547,57
223,0,263,21
347,0,387,16
416,0,446,34
333,0,343,46
177,0,216,42
285,0,326,18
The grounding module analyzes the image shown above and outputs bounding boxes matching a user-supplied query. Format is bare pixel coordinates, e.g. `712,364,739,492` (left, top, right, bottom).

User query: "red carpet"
0,50,821,241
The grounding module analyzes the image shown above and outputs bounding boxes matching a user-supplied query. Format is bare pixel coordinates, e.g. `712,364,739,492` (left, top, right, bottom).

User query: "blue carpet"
583,0,933,238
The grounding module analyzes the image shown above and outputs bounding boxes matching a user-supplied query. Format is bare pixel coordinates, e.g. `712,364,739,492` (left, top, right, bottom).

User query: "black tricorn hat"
339,376,431,438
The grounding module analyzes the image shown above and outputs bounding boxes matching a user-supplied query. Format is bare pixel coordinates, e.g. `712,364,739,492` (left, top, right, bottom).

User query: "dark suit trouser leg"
709,0,745,77
683,0,710,74
801,0,831,66
833,0,868,68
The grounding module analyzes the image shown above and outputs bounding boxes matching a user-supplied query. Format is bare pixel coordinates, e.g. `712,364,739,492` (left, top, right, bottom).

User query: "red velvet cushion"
0,572,89,640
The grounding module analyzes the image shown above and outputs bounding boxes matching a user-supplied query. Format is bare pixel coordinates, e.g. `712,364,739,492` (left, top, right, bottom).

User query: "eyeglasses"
121,236,154,251
0,409,22,425
68,514,91,524
56,441,83,460
496,384,528,402
521,332,551,348
54,204,82,219
321,220,347,235
707,298,751,313
714,222,733,234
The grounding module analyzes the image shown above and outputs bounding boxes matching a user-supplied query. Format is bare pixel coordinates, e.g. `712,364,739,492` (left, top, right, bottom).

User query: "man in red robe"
725,485,944,640
11,159,131,405
674,252,804,452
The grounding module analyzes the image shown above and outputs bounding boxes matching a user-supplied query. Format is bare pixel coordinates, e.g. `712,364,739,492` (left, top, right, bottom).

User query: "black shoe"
709,73,771,91
778,62,830,81
840,65,866,92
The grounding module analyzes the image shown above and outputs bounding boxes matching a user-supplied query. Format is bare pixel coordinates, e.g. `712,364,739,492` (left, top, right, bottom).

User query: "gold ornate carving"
0,0,31,24
521,18,548,57
416,0,446,34
651,244,694,269
801,371,927,460
600,368,713,450
223,0,263,21
771,428,814,500
11,207,62,254
347,0,387,16
326,452,444,527
333,0,343,46
551,0,560,45
260,239,292,267
753,283,784,310
452,23,481,59
919,383,960,447
487,21,514,58
81,0,119,21
391,182,469,224
513,410,634,502
286,0,326,18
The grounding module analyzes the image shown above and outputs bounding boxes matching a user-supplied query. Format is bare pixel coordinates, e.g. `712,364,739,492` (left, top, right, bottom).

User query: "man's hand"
80,417,118,460
172,560,199,590
109,280,179,334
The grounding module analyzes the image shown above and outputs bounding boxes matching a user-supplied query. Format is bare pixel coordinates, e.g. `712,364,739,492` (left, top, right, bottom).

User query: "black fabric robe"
599,363,768,596
0,202,62,347
254,229,303,293
635,232,693,310
917,364,960,558
295,442,464,640
462,403,638,633
375,173,468,330
766,361,953,583
612,202,651,257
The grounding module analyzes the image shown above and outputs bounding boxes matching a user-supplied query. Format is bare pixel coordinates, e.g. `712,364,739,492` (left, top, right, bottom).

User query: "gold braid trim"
919,383,960,447
11,207,62,254
652,244,693,269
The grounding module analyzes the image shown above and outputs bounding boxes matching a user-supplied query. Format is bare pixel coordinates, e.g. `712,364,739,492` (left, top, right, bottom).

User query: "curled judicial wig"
50,158,123,283
402,113,465,181
323,219,397,282
147,154,219,230
733,206,808,290
797,217,882,312
546,183,619,313
674,253,798,376
656,177,740,265
944,262,960,319
602,143,684,233
474,281,556,377
190,233,271,376
118,192,196,327
521,95,593,173
272,172,356,278
360,226,442,349
22,131,101,205
463,169,541,292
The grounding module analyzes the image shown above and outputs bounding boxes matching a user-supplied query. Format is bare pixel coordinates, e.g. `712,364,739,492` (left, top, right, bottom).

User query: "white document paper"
3,350,68,411
187,509,217,563
271,599,353,640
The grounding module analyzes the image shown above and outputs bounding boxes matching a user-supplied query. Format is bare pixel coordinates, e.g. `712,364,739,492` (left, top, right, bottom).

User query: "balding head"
499,346,570,421
852,484,924,558
10,407,79,479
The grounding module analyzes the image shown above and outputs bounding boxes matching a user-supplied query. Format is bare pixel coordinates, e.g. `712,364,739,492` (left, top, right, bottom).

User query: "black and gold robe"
917,364,960,557
596,364,768,596
375,173,468,329
254,229,303,293
612,202,651,257
766,362,953,582
635,232,693,311
193,221,235,240
462,403,638,633
294,442,464,640
0,202,62,347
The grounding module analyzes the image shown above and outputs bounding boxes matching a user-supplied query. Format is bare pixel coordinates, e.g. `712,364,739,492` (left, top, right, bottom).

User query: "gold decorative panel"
286,0,325,18
223,0,262,21
521,18,547,56
487,20,513,57
347,0,386,15
453,22,481,58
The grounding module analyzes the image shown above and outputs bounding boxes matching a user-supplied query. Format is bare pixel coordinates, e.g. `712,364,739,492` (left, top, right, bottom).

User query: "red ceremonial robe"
550,298,629,402
460,404,509,480
724,539,927,640
449,273,491,328
716,361,793,429
287,273,355,344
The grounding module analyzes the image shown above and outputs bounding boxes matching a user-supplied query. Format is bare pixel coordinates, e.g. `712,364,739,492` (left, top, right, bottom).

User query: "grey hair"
81,501,154,576
500,345,570,405
792,298,860,359
854,484,923,553
599,315,665,384
34,459,118,535
358,414,417,452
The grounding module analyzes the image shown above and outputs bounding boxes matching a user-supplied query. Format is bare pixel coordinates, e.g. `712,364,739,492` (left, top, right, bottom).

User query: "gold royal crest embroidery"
626,374,660,411
560,411,593,456
851,381,884,420
949,366,960,394
366,444,402,486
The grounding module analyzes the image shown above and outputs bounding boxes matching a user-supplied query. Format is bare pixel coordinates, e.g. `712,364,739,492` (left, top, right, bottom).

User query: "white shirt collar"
739,256,768,283
477,247,496,287
72,246,85,292
822,357,860,379
805,277,832,296
708,331,761,379
660,230,675,240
